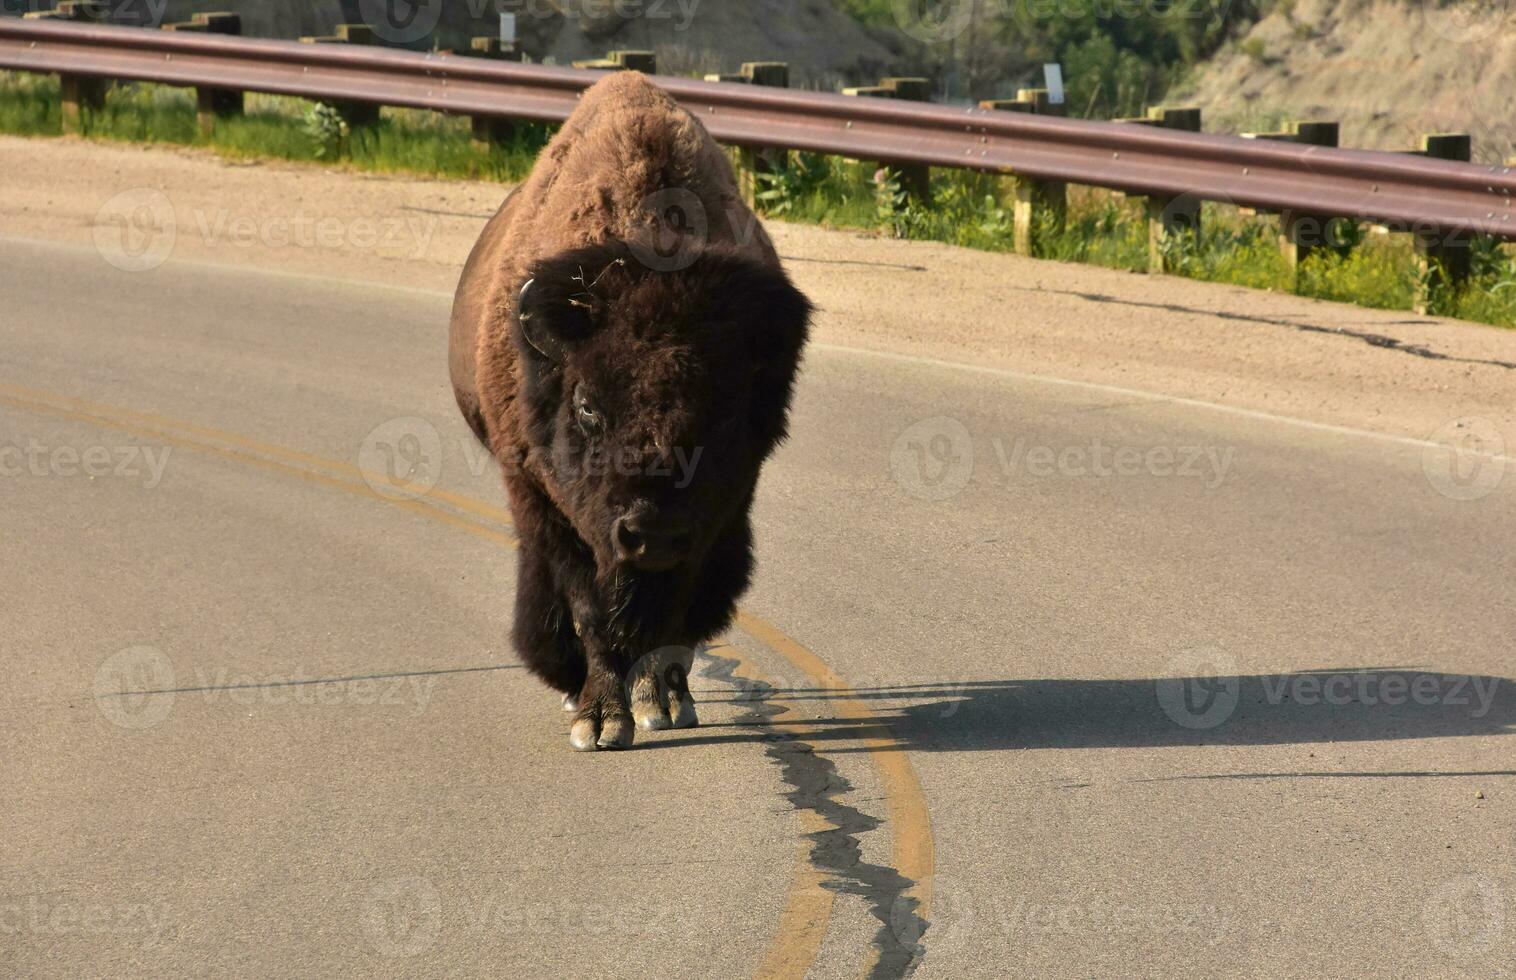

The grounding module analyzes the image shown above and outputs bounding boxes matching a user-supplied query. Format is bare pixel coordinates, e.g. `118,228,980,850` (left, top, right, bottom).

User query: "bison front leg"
569,632,635,752
628,645,699,731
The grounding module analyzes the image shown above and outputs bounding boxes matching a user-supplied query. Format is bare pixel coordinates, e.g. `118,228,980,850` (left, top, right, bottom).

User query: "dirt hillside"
1176,0,1516,162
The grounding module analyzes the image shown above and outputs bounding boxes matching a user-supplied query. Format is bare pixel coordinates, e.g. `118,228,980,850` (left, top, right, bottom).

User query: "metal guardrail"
2,17,1514,240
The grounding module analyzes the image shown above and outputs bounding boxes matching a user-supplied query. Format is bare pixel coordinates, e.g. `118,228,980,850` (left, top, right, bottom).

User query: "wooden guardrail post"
1241,120,1349,284
467,36,523,62
736,62,789,209
164,12,243,136
463,38,525,149
608,50,657,73
471,114,513,150
979,92,1065,256
26,1,108,134
743,61,790,86
975,99,1025,111
572,51,657,72
299,25,381,128
334,23,376,44
25,0,106,19
844,84,903,212
24,0,106,18
1116,106,1203,273
1277,122,1341,277
57,71,106,136
1414,133,1474,314
845,77,932,206
1017,87,1064,117
880,77,932,203
1017,89,1066,255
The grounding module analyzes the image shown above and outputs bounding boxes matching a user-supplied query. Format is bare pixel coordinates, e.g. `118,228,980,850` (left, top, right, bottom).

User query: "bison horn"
515,277,567,362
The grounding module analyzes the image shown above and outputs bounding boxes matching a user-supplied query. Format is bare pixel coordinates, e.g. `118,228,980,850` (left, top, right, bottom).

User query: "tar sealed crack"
700,648,927,978
1066,290,1516,371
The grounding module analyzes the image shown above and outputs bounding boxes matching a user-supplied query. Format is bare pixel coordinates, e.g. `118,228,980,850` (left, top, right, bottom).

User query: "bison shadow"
679,666,1516,765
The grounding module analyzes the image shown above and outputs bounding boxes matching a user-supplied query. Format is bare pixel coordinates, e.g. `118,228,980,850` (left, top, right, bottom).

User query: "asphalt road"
3,225,1514,980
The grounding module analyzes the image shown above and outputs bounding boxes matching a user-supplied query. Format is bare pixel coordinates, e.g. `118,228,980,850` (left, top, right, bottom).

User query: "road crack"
1060,289,1516,370
701,648,927,978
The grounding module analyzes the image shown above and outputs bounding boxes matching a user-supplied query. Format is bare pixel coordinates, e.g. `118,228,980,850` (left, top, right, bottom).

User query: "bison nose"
613,514,692,571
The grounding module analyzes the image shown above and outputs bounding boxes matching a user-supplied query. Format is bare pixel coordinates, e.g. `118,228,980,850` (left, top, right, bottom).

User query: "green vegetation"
835,0,894,25
3,70,1512,329
1238,37,1270,63
841,0,1267,118
0,71,550,181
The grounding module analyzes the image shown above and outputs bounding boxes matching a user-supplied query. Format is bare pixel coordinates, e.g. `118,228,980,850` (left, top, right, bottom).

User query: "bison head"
511,240,811,580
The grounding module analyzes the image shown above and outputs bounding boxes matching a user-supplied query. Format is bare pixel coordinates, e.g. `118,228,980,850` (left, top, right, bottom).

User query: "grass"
4,69,1514,329
0,71,549,180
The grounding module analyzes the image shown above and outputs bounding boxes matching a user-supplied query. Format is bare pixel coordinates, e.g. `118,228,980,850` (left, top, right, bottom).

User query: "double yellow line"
0,382,933,979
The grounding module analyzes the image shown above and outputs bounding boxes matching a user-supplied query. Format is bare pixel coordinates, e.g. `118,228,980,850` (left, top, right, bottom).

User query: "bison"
448,72,813,750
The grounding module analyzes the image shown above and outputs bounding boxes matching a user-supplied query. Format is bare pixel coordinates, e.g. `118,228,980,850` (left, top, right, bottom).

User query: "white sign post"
1043,63,1065,106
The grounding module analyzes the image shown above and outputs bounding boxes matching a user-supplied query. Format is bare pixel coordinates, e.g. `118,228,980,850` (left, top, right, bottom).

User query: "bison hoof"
561,692,578,712
568,708,635,751
634,706,672,731
631,686,697,730
597,714,635,749
569,718,599,751
670,693,699,729
630,648,700,732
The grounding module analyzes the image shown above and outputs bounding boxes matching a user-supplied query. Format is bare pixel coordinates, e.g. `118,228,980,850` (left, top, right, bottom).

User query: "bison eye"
573,384,603,435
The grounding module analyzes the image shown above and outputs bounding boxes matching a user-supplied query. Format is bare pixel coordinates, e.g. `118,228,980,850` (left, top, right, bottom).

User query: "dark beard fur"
598,564,695,655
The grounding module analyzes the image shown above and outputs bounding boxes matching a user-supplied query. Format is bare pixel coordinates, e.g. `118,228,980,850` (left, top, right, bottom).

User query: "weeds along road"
2,136,1516,979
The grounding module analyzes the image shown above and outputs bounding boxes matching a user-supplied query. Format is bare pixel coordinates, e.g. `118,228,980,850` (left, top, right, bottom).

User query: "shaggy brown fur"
448,72,812,750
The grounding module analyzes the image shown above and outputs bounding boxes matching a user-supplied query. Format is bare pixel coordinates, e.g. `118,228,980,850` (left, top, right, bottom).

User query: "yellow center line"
0,382,515,526
1,383,934,978
0,390,518,548
737,612,936,978
724,652,835,980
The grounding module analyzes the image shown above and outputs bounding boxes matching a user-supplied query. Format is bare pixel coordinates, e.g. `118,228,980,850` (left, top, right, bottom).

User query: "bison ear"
729,261,811,371
514,276,590,364
726,260,813,451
